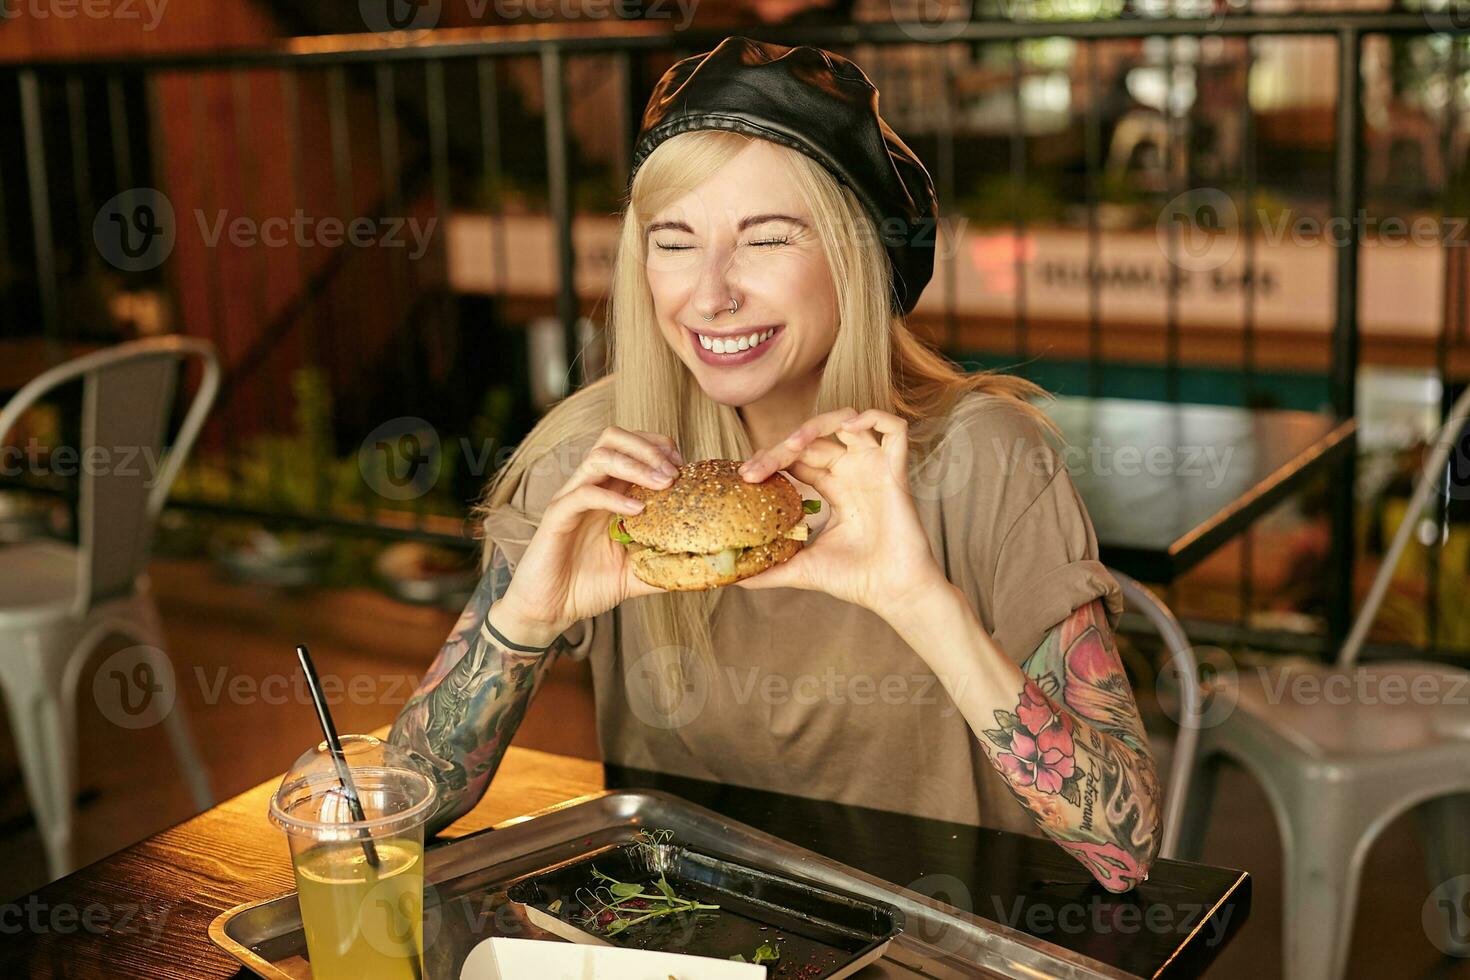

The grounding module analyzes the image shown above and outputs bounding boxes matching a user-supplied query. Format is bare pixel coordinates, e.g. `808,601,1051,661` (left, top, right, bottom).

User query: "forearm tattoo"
388,546,562,835
980,599,1162,892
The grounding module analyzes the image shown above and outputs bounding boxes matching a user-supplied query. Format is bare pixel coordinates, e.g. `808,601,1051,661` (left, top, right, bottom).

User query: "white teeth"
697,327,778,356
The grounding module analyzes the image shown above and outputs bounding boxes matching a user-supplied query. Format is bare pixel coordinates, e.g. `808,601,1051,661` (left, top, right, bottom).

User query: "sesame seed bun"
622,458,803,554
619,458,807,591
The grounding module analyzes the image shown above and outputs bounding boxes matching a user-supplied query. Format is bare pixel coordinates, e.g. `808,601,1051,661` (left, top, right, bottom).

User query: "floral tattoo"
980,598,1161,892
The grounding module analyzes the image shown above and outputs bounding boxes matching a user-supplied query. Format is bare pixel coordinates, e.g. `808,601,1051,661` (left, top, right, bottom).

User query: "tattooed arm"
886,589,1162,893
388,545,570,836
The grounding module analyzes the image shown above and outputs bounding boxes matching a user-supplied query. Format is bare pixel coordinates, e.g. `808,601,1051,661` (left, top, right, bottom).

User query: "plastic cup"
268,734,437,980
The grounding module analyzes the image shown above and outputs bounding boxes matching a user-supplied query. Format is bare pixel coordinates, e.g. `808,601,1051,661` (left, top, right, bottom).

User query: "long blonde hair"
478,129,1051,660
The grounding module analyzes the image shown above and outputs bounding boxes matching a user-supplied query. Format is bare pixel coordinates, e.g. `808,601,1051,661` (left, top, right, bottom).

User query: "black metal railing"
0,14,1466,660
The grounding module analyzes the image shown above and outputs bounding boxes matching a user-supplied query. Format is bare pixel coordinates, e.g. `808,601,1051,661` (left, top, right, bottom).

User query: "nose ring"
702,298,739,321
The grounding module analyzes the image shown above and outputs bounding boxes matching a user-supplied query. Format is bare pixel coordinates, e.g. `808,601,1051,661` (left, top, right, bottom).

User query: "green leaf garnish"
609,515,633,544
802,499,821,513
753,941,781,964
610,881,642,898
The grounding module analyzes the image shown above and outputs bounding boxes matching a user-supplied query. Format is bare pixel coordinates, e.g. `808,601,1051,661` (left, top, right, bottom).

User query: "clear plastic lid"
268,734,437,841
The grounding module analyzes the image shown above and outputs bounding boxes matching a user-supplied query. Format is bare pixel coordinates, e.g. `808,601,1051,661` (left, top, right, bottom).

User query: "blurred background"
0,1,1466,977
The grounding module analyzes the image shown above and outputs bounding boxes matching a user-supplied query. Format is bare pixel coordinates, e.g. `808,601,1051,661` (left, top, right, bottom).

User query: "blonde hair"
478,130,1051,660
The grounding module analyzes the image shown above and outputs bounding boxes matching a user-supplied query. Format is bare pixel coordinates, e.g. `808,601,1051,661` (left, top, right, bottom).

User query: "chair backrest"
1108,567,1200,862
0,337,220,615
1339,383,1470,669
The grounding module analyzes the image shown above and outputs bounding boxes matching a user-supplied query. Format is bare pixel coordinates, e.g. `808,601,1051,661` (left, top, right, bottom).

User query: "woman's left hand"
735,407,948,620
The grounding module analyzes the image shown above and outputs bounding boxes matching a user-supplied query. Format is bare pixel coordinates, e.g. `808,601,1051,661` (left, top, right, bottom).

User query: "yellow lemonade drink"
293,836,425,980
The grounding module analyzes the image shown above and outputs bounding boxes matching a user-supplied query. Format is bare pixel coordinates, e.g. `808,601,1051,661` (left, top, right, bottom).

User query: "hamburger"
608,458,820,591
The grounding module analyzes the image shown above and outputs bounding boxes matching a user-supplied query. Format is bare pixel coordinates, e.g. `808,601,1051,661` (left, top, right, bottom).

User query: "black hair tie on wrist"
484,617,555,654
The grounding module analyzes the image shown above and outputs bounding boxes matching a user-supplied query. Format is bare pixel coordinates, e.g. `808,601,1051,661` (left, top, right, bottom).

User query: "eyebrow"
645,213,809,236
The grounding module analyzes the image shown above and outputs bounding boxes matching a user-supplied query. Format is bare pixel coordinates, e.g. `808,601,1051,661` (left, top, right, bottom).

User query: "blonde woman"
391,37,1161,893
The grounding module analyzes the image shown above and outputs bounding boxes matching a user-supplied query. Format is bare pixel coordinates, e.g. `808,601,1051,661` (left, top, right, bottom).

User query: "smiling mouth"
690,326,779,355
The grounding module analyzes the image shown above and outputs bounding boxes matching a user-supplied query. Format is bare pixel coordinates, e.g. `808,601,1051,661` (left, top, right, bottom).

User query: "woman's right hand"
487,426,680,648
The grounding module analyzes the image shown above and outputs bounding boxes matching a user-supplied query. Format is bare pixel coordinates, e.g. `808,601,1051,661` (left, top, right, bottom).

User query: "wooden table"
0,746,1249,979
1047,396,1357,582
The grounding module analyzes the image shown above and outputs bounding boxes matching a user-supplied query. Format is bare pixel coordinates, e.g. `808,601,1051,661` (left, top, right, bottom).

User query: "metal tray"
506,839,903,978
209,789,1136,980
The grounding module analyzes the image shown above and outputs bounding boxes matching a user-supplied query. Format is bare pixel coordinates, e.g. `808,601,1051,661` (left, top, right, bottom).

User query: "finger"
621,565,667,599
542,483,643,532
786,459,836,497
833,426,880,451
740,408,859,481
841,410,909,471
733,552,813,592
558,445,675,499
744,432,846,483
627,429,683,467
596,425,683,477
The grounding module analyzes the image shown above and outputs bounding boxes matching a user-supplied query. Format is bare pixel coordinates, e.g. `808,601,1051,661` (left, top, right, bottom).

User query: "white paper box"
461,936,766,980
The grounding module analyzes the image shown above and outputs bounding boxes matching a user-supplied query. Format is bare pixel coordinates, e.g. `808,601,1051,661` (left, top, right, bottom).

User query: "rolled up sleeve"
988,466,1123,662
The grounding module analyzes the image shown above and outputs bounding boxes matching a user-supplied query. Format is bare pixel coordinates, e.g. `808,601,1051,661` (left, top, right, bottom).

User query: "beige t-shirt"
482,391,1123,834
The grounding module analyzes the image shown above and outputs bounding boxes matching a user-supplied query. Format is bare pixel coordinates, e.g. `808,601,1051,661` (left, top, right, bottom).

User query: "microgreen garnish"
574,830,719,937
731,942,781,965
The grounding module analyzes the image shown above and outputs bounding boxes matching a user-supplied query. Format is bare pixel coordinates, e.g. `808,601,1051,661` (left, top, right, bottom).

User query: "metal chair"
1108,567,1201,861
1176,384,1470,980
0,337,220,879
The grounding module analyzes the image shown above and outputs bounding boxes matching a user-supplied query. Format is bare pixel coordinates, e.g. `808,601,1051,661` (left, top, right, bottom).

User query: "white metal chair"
1108,567,1201,861
1177,384,1470,980
0,336,220,879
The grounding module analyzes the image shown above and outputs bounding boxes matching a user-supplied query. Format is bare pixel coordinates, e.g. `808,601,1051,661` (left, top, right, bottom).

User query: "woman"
390,37,1161,893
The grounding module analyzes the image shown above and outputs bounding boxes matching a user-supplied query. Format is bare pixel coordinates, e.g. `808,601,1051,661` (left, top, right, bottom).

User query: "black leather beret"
629,36,939,316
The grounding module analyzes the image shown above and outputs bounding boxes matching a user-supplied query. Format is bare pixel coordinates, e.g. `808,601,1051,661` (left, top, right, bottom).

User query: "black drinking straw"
295,644,380,869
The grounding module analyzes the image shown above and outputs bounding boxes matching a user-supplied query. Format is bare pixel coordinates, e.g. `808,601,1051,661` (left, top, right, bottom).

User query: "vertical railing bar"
375,61,405,346
477,57,509,306
1085,40,1103,396
190,74,240,506
19,71,61,356
616,49,638,186
0,135,11,340
107,73,133,191
424,57,455,529
232,68,285,514
542,45,580,394
939,47,958,355
1239,33,1260,626
280,67,328,518
1011,39,1029,360
1428,39,1462,651
1325,26,1364,651
66,75,94,275
327,64,374,525
1163,35,1181,406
